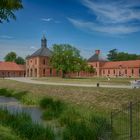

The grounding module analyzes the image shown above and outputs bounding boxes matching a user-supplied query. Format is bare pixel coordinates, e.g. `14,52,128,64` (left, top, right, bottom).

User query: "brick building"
0,62,25,77
25,35,140,78
88,50,140,78
26,35,58,77
1,35,139,78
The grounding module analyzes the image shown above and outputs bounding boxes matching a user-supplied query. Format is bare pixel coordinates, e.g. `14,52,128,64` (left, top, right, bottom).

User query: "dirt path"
6,77,132,89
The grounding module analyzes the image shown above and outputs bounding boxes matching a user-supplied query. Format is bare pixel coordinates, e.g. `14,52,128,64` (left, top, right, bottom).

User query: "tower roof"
28,47,52,58
27,35,52,59
88,50,107,62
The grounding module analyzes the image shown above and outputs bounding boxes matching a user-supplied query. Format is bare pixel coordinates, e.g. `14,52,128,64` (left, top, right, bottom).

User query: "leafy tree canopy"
15,56,25,64
4,51,25,64
107,49,140,61
50,44,91,78
4,51,17,62
107,49,118,61
0,0,23,23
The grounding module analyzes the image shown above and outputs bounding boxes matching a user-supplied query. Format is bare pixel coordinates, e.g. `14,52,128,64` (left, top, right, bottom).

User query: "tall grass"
0,88,37,105
0,88,27,100
63,115,111,140
40,97,65,120
0,108,55,140
0,124,23,140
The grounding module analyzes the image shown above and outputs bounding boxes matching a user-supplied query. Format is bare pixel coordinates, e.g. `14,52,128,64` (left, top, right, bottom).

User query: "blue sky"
0,0,140,60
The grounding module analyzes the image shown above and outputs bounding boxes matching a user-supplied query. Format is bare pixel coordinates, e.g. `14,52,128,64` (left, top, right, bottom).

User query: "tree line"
107,49,140,61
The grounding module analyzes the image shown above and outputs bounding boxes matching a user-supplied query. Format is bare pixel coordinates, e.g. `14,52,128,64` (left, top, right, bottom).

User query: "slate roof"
88,51,107,62
27,35,52,59
0,62,25,71
27,47,52,58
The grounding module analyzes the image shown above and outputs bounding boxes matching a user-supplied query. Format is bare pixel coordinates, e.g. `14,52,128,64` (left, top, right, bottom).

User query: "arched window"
108,70,110,75
43,69,45,75
132,69,134,75
35,59,37,65
114,70,115,75
43,59,45,65
125,69,127,75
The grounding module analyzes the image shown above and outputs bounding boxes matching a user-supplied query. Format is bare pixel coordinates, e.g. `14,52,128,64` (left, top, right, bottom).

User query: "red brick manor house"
26,35,140,78
0,35,140,78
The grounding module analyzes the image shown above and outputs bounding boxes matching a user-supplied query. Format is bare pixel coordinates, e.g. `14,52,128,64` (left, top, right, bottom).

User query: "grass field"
32,77,140,85
0,78,140,112
0,78,140,139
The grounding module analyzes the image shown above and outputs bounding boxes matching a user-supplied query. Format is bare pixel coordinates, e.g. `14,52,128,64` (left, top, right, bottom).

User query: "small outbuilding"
0,61,25,77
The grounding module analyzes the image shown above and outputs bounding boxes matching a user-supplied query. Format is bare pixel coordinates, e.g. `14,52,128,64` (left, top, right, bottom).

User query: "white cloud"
82,0,140,24
68,18,140,34
0,35,14,39
29,46,38,50
41,18,53,22
68,0,140,35
41,17,61,23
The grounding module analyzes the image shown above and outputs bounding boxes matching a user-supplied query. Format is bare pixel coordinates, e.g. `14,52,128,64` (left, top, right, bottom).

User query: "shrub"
40,98,65,120
39,98,53,109
0,88,13,97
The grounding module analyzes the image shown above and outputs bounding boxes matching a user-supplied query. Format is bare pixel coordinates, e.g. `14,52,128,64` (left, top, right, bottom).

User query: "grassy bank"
0,124,23,140
0,109,55,140
0,79,140,112
1,78,140,139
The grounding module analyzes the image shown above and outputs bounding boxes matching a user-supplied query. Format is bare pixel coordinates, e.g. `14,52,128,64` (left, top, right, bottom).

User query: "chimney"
95,50,100,55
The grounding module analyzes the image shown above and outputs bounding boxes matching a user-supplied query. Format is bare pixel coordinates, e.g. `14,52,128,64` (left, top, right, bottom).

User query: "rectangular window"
43,59,45,65
43,69,45,75
35,59,37,65
132,69,134,75
108,70,110,75
114,70,115,75
103,70,105,75
125,69,127,75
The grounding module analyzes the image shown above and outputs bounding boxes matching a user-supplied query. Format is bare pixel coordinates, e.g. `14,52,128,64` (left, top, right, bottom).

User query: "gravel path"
6,77,132,89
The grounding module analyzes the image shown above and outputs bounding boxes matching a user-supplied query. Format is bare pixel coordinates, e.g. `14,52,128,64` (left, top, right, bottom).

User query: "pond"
0,96,43,123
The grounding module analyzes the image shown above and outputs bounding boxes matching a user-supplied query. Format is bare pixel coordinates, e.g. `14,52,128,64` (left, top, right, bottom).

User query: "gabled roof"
0,62,25,71
102,60,140,69
27,47,52,58
88,50,107,62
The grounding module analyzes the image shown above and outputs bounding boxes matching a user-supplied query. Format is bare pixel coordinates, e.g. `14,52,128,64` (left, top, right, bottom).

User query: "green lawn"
32,77,140,85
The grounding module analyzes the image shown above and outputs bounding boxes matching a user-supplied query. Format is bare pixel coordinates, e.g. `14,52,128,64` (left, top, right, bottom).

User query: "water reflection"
0,96,42,123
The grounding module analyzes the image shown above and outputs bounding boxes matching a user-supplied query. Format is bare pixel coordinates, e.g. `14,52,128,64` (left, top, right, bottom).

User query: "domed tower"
26,35,54,77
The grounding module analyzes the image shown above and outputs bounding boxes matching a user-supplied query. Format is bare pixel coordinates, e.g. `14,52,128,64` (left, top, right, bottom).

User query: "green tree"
86,65,96,74
4,51,17,62
0,0,23,23
15,56,25,64
107,49,140,61
50,44,87,78
107,49,118,61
